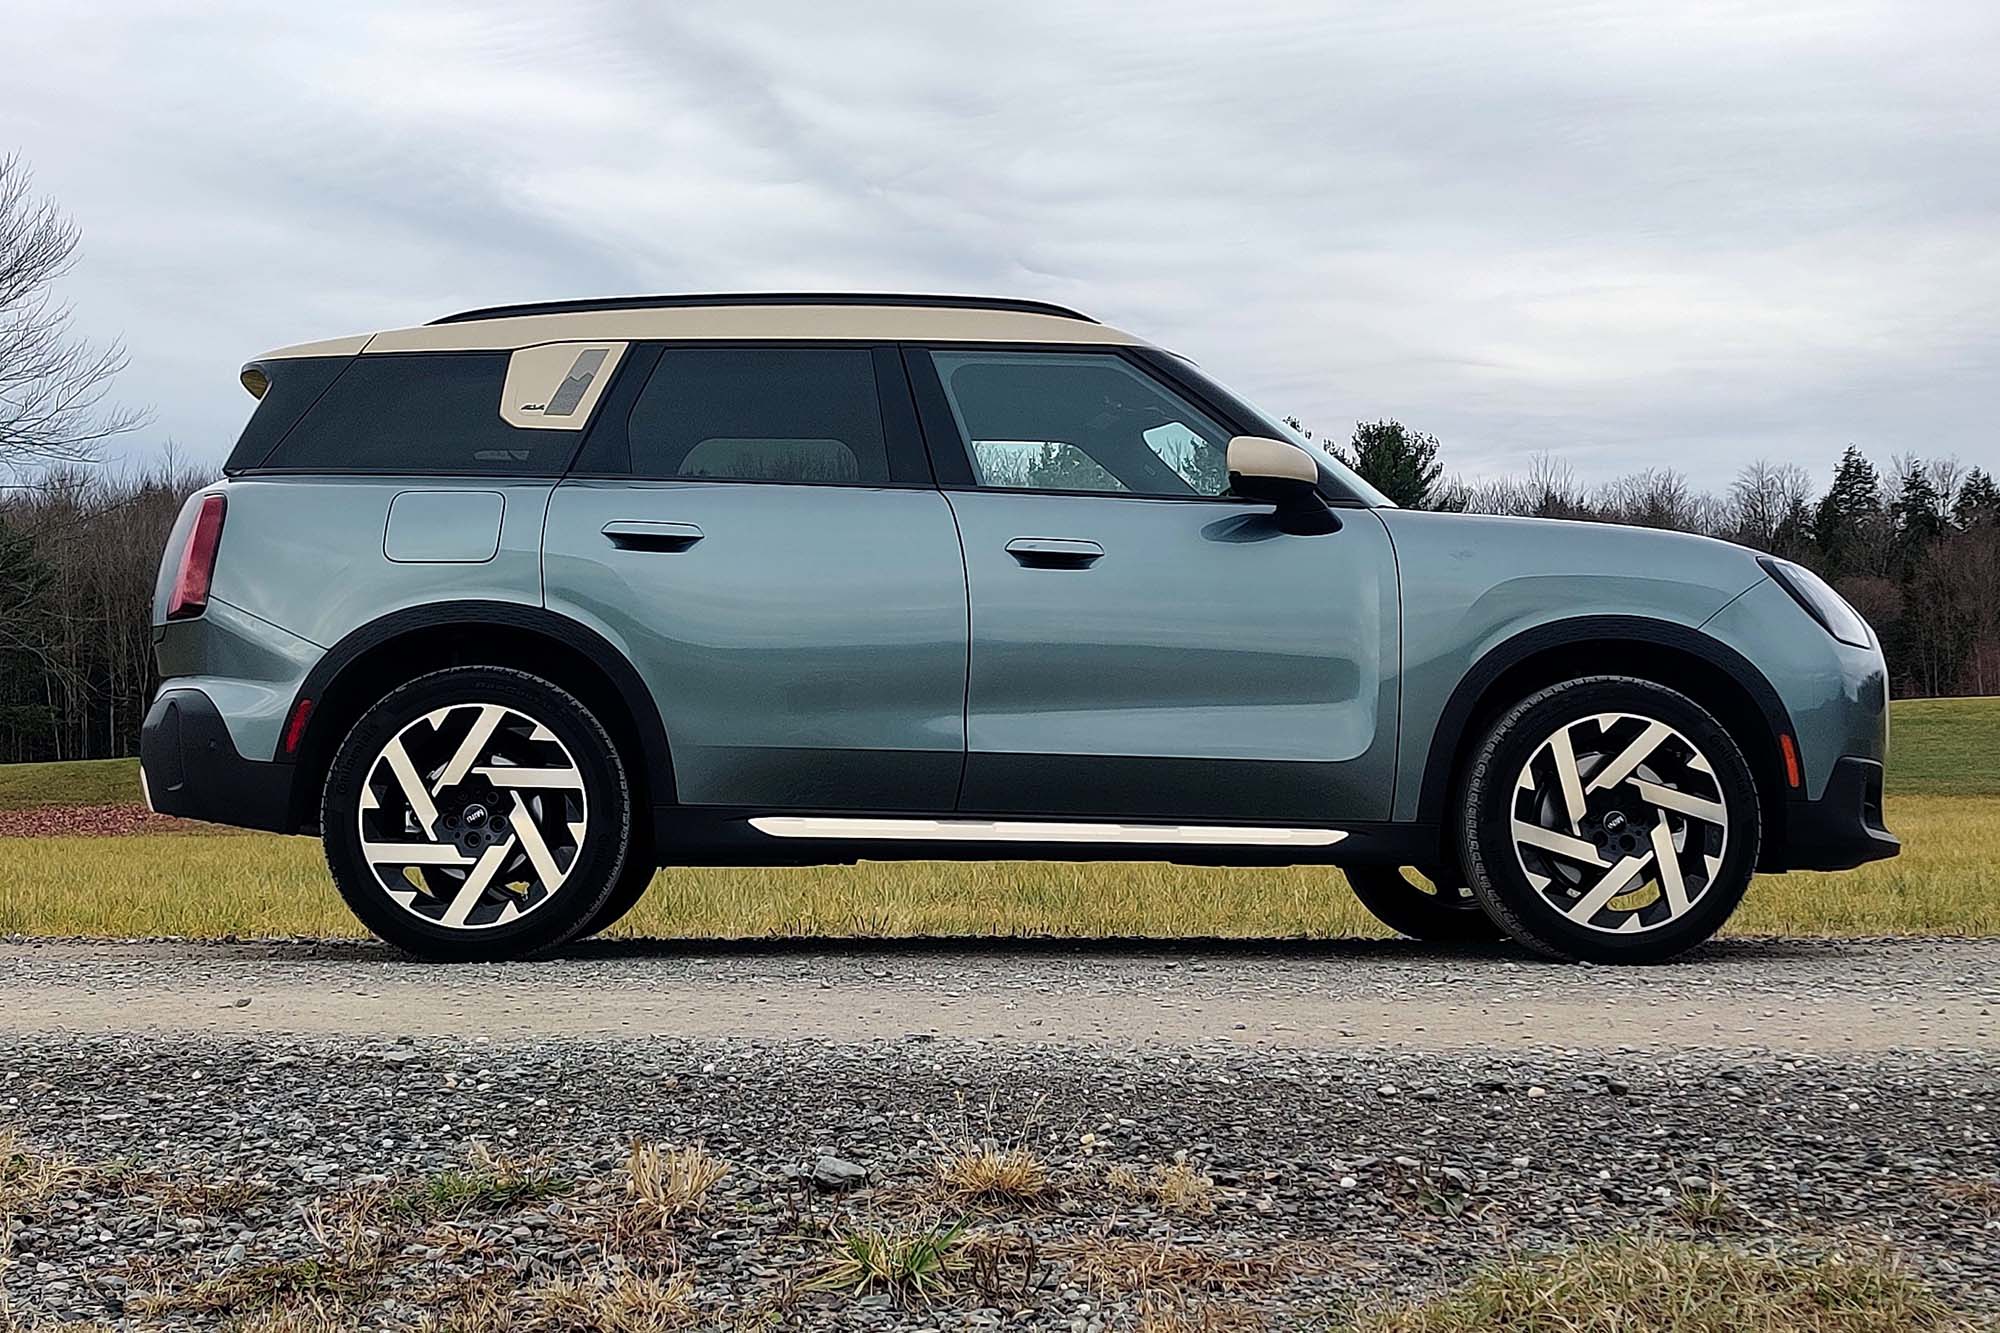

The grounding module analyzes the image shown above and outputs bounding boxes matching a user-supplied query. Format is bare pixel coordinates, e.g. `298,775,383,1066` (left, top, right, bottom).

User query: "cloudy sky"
3,1,1995,484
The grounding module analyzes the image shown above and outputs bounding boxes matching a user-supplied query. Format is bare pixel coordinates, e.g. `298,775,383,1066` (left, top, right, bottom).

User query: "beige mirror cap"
1227,435,1318,484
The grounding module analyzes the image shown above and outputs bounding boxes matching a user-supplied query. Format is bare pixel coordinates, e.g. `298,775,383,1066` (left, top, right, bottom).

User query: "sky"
3,0,1996,485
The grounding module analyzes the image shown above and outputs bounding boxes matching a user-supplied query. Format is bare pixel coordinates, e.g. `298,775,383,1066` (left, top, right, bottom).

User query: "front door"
543,344,967,811
913,348,1398,824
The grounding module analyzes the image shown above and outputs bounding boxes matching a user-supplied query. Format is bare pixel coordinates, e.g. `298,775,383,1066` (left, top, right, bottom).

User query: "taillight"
167,493,226,620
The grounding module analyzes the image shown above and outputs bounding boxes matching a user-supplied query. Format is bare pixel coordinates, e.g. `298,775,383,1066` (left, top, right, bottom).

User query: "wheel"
320,666,635,962
575,842,658,940
1460,675,1760,964
1344,864,1502,942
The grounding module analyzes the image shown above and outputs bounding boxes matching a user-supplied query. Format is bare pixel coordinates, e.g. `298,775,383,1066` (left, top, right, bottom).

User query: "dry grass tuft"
1670,1174,1750,1232
934,1140,1053,1207
0,1126,81,1219
527,1271,699,1333
1938,1177,2000,1220
1348,1236,1982,1333
623,1141,731,1225
1133,1293,1266,1333
1054,1234,1334,1299
126,1257,376,1318
1107,1153,1217,1215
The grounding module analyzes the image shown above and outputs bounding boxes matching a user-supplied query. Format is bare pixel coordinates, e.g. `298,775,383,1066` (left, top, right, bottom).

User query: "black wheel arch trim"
286,601,676,829
1415,614,1796,838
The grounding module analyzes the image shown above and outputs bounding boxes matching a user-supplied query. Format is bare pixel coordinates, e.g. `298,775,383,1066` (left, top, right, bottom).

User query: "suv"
143,293,1897,963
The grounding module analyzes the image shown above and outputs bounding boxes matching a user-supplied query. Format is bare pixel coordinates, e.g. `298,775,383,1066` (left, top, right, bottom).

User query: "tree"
1890,454,1945,573
0,153,142,480
1729,459,1817,558
1954,467,2000,528
1343,419,1445,509
0,514,56,756
1812,446,1884,576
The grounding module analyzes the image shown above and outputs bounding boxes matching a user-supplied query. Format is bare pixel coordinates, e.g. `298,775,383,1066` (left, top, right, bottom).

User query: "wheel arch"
1416,616,1795,869
284,601,674,833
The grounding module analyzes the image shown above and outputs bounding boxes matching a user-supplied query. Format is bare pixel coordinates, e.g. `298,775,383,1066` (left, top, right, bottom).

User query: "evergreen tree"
1892,457,1945,570
1344,419,1445,509
1812,445,1883,576
1954,467,2000,528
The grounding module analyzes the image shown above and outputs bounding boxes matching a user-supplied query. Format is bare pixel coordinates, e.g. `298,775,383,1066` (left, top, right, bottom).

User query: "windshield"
1162,354,1393,507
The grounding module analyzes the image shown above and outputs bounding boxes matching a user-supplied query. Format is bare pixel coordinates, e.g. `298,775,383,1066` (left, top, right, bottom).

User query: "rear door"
542,344,968,811
910,347,1399,824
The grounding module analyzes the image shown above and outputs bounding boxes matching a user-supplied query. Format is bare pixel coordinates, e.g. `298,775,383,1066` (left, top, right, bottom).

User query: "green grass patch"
1884,696,2000,796
0,756,139,810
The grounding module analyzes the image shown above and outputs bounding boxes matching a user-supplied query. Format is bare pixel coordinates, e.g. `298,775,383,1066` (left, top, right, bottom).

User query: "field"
1,697,1995,940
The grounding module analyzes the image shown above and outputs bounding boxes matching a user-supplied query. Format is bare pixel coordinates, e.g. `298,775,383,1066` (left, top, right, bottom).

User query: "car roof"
251,293,1149,361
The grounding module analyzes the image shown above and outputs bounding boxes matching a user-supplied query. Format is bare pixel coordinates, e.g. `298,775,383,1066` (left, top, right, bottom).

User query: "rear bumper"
1773,755,1899,871
140,688,299,833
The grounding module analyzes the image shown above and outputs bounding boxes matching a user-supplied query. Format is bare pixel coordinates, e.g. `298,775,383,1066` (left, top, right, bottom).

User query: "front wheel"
321,666,635,962
1459,675,1761,964
1344,865,1502,942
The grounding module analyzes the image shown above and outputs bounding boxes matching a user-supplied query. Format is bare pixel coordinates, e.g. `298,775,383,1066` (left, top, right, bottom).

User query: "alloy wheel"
1509,710,1728,935
356,701,588,931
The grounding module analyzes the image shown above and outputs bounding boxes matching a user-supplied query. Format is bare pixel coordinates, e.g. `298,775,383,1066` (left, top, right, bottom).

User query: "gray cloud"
3,0,1995,484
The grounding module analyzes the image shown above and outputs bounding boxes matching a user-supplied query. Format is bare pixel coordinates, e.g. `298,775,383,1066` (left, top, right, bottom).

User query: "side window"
927,351,1232,497
259,353,578,474
626,347,890,484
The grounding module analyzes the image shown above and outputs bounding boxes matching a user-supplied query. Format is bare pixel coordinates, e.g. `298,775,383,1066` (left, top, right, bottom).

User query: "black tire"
320,666,634,962
1344,865,1502,942
1460,675,1761,964
575,841,658,940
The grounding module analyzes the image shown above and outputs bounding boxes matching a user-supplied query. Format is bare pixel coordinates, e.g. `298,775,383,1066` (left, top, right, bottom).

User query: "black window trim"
904,342,1292,507
561,339,938,491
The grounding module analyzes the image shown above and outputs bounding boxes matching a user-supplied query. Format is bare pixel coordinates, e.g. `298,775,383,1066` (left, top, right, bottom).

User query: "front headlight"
1758,556,1873,648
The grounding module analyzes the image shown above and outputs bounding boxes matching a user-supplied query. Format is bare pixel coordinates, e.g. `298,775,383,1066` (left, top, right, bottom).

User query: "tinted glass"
225,355,350,473
260,354,576,474
929,351,1231,497
627,347,889,484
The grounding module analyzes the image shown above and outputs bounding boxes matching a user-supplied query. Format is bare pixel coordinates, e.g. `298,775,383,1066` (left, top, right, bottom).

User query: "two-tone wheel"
1351,676,1760,963
320,667,648,962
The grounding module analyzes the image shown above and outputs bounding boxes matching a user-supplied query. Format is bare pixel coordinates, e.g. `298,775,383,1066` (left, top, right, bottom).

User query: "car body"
142,294,1897,962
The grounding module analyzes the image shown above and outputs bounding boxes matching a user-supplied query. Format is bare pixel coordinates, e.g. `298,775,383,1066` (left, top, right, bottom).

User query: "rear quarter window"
256,353,579,475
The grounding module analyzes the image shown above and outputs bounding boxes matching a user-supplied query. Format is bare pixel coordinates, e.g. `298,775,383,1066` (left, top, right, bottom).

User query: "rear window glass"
224,356,349,474
258,354,577,474
626,347,889,484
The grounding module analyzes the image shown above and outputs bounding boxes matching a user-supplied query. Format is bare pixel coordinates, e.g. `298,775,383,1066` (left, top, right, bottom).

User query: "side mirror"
1226,436,1338,532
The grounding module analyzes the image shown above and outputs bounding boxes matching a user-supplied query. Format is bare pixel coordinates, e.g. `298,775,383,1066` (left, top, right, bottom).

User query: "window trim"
903,343,1266,505
562,340,937,490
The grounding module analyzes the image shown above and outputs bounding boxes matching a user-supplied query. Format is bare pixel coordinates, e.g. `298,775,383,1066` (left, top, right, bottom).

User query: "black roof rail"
430,292,1098,326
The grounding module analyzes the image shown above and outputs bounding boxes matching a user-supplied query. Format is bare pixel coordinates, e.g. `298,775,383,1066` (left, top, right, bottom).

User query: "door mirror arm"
1225,436,1342,533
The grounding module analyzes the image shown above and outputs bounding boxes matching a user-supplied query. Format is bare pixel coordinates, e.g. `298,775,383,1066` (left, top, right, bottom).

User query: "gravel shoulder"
4,937,1998,1329
2,935,1996,1051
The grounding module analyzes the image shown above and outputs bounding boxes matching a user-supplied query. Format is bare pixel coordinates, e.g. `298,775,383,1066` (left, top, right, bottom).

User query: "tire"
320,666,635,962
575,842,658,941
1344,865,1502,943
1459,675,1761,964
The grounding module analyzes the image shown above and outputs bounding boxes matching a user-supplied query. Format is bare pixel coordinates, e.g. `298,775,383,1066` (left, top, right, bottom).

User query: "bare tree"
0,153,144,480
1728,459,1815,553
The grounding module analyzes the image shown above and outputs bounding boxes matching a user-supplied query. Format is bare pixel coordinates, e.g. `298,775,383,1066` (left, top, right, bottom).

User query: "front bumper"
140,688,299,833
1774,755,1899,871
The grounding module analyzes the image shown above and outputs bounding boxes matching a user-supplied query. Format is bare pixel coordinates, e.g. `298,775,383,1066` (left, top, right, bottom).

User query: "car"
141,293,1898,964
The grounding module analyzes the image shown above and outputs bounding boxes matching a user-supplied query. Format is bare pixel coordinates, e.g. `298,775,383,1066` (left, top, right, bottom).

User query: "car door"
910,347,1399,825
542,343,968,811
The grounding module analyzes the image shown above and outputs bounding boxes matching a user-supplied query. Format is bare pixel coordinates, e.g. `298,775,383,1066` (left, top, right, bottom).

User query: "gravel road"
4,936,1998,1329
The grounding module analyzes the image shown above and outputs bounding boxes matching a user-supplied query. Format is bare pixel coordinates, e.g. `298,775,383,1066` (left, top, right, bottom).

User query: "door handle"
602,520,704,552
1005,537,1104,569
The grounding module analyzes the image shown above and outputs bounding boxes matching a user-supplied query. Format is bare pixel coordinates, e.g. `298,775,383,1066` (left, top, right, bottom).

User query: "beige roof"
252,298,1147,361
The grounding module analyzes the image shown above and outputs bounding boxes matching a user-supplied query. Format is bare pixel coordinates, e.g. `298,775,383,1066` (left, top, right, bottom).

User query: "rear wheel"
575,841,658,940
1344,865,1502,942
321,666,634,962
1460,675,1760,963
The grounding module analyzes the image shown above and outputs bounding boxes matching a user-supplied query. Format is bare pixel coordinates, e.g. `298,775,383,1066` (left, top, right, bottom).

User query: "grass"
0,756,137,810
1344,1235,1985,1332
0,698,1993,941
